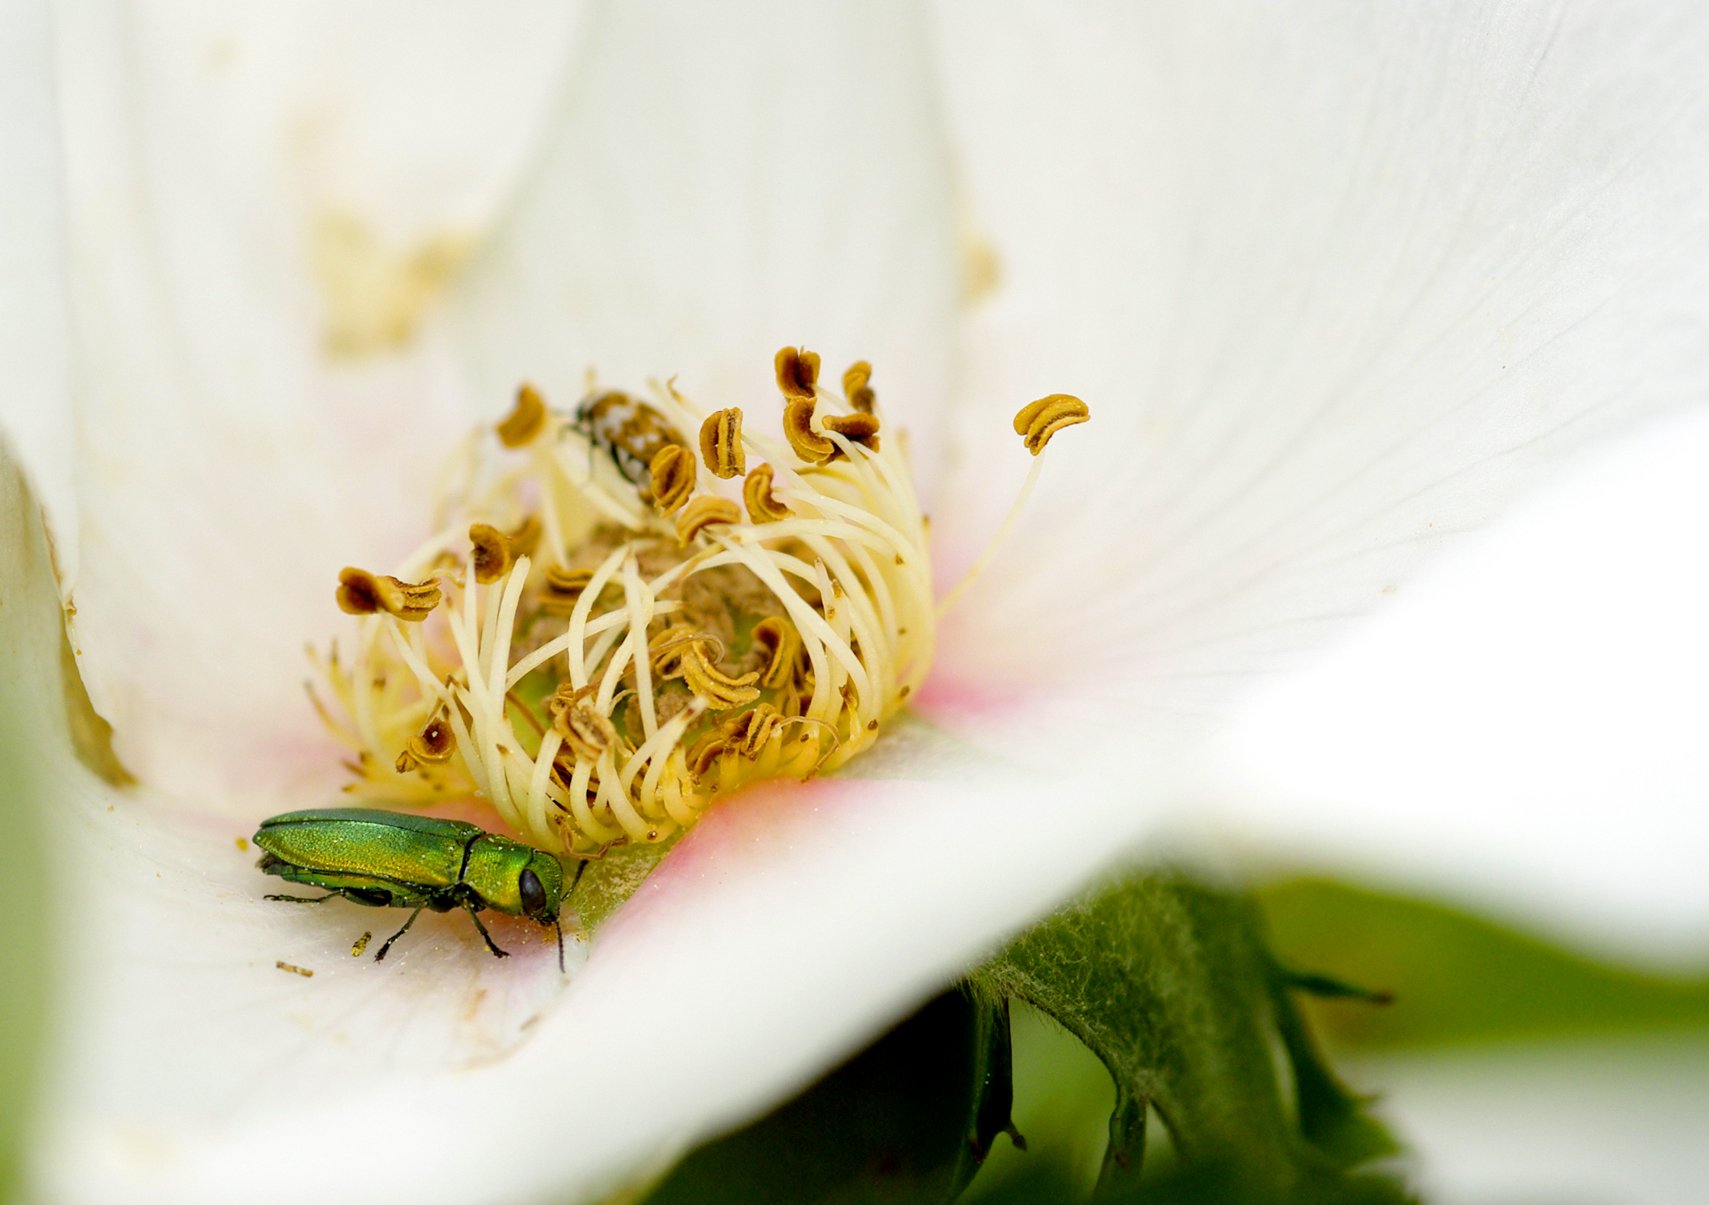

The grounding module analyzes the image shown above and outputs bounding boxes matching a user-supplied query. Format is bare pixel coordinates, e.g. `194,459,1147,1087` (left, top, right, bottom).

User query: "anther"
649,445,697,515
783,398,836,464
548,684,619,762
469,523,514,585
541,566,595,614
699,407,747,479
335,568,441,621
842,361,876,413
1013,394,1090,455
822,411,880,451
396,715,457,772
675,496,742,545
497,383,548,448
775,346,820,401
507,514,542,558
751,615,803,689
743,464,791,522
680,640,762,710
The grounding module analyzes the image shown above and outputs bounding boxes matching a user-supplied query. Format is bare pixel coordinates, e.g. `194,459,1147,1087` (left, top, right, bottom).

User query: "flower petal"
0,0,76,572
1213,409,1709,961
926,2,1709,752
40,2,585,808
449,0,959,477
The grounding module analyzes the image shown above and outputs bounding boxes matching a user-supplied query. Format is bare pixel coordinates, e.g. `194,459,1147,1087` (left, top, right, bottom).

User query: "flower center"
314,348,1086,858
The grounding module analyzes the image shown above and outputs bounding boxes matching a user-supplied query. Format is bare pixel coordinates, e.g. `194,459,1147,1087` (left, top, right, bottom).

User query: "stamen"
775,346,820,401
318,349,967,855
1013,393,1090,454
469,523,513,584
335,568,440,621
699,407,747,478
936,394,1091,617
783,398,837,464
675,496,741,544
744,464,791,522
496,383,547,447
649,445,697,515
842,361,876,413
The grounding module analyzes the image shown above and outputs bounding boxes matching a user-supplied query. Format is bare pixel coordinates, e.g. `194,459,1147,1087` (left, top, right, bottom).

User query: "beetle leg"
374,905,427,962
462,904,510,959
264,892,340,904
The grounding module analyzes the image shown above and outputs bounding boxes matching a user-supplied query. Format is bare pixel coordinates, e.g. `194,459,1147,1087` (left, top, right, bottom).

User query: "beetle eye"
518,868,546,916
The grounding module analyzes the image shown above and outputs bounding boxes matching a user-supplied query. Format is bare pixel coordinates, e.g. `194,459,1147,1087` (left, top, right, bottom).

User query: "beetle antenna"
554,919,565,973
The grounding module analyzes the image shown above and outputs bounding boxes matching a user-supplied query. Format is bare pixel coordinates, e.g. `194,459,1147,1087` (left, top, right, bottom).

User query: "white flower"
4,2,1708,1201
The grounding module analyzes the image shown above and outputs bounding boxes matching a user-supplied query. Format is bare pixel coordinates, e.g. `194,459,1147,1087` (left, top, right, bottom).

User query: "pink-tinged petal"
1213,409,1709,962
926,2,1709,757
450,0,959,481
46,2,586,810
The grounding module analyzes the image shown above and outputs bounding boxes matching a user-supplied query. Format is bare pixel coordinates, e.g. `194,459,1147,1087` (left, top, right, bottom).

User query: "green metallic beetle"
254,808,584,970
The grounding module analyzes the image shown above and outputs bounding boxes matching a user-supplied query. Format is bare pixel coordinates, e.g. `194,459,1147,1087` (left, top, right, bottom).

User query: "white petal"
926,2,1709,755
35,724,1176,1202
47,1,584,808
449,0,959,477
1358,1035,1709,1205
0,0,76,569
1213,408,1709,963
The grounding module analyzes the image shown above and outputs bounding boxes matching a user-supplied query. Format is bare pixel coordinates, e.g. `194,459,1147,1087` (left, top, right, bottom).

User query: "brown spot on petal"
775,346,820,401
497,383,548,447
1013,394,1090,455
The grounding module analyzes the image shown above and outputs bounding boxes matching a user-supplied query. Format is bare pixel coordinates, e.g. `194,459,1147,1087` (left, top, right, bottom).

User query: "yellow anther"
395,715,456,772
675,495,742,545
547,684,619,762
743,463,791,522
541,565,595,614
699,407,747,479
1013,393,1090,455
497,383,548,448
751,615,803,689
783,398,836,464
335,568,441,622
775,346,820,401
649,624,718,679
842,361,875,413
469,523,513,585
722,704,785,759
649,444,697,515
681,640,762,710
506,514,542,558
822,410,880,451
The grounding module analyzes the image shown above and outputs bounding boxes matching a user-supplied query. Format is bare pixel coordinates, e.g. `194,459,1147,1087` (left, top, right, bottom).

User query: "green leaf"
0,464,58,1199
969,872,1407,1203
1259,877,1709,1049
638,987,1021,1205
